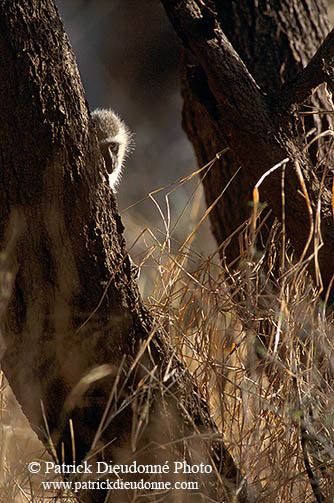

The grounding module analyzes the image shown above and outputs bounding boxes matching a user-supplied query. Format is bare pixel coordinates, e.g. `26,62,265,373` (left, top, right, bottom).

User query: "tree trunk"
161,0,334,301
0,1,248,502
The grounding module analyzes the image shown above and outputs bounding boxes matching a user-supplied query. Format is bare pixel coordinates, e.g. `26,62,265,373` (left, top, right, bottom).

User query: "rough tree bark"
161,0,334,301
0,2,248,503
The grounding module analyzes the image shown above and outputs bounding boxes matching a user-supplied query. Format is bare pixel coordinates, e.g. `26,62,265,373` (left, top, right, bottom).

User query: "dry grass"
127,152,334,501
1,149,334,501
0,372,77,502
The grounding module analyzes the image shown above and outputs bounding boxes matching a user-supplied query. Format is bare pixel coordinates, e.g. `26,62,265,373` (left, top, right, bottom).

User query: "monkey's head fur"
91,108,134,190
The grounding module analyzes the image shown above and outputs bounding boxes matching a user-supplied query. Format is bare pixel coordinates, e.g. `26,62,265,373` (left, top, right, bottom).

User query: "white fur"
91,108,133,190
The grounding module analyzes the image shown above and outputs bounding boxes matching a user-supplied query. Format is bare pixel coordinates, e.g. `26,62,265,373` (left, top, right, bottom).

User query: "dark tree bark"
0,1,248,502
161,0,334,301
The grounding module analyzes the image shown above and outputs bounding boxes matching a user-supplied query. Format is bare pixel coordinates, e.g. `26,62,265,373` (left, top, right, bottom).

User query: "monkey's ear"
99,140,119,174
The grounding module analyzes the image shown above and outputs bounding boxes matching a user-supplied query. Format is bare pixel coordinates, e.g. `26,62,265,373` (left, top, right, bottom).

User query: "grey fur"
91,108,133,190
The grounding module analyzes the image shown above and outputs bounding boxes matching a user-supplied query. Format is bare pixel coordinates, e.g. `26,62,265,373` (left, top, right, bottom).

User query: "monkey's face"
100,139,121,175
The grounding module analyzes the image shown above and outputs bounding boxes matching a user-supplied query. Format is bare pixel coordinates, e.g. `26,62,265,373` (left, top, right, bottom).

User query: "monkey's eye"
100,141,119,174
107,143,120,174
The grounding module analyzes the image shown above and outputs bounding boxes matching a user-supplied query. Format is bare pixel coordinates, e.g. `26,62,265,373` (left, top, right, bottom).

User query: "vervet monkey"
91,108,133,190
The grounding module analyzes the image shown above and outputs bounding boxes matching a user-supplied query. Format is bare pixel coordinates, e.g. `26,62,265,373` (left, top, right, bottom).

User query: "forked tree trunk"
0,1,248,502
161,0,334,300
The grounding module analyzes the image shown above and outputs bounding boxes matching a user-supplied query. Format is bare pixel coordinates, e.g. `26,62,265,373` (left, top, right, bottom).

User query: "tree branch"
280,27,334,110
161,0,334,301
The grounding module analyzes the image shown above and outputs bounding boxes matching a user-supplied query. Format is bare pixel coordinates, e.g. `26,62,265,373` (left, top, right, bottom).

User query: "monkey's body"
91,108,133,190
